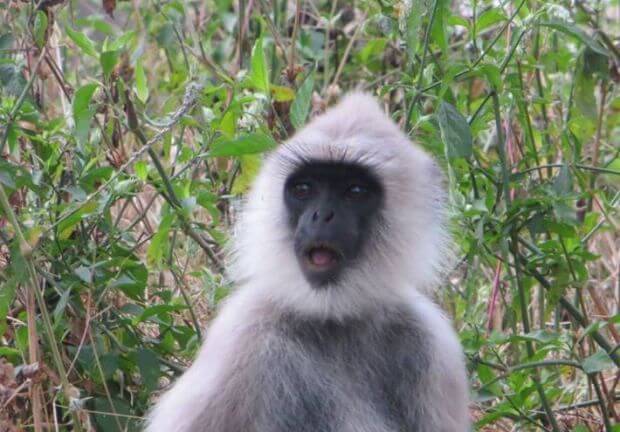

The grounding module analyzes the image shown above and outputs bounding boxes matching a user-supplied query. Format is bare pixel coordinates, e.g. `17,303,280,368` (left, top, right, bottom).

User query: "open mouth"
304,243,342,272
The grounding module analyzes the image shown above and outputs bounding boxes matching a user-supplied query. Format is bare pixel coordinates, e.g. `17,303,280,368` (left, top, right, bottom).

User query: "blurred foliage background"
0,0,619,430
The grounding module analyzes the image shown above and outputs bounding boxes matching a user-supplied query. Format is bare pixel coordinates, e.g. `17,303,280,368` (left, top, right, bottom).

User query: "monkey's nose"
312,210,335,223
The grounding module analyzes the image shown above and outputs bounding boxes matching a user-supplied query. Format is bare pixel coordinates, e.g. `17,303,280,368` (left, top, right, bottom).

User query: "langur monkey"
146,93,470,432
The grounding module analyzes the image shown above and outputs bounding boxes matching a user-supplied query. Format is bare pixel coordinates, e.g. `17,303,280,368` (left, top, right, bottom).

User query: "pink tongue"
310,248,334,267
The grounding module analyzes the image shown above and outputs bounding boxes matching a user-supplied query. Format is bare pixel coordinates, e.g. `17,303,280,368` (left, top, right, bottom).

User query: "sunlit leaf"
33,11,48,48
135,60,149,102
57,200,99,240
147,213,174,267
72,83,98,143
290,74,314,130
100,50,119,78
210,133,276,157
135,160,148,181
270,85,295,102
248,36,269,92
66,27,98,58
232,154,262,195
476,9,506,31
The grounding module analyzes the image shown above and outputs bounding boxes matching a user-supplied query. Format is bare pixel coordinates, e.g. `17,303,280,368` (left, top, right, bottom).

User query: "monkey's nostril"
324,211,335,223
312,211,319,222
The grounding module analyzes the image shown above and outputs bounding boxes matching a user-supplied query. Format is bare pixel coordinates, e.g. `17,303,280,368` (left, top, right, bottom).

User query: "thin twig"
330,14,366,88
288,0,302,73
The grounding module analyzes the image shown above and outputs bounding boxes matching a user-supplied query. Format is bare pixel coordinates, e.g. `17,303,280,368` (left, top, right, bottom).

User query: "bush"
0,0,618,430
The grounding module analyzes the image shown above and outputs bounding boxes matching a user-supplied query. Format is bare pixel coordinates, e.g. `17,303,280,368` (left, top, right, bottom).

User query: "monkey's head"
231,93,450,318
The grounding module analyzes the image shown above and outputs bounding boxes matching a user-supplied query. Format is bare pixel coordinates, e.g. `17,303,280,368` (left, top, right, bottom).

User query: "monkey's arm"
145,293,264,432
402,298,470,432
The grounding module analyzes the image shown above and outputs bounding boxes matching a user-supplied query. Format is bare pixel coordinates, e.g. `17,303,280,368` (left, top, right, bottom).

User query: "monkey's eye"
345,184,369,200
290,182,313,200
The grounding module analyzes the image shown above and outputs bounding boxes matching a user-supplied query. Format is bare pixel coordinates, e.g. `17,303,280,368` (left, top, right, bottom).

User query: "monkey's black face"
284,161,384,287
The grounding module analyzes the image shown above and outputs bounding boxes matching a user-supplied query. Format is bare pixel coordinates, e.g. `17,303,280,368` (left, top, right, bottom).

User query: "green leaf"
580,321,607,341
219,110,236,138
52,287,72,325
476,9,506,31
33,11,48,48
232,154,262,195
583,47,609,78
0,278,16,336
109,31,136,51
406,0,423,56
8,241,28,284
108,264,147,299
136,348,160,392
210,133,276,157
74,265,93,283
100,50,119,78
72,83,98,144
57,200,99,240
290,74,314,130
514,330,559,344
437,101,473,160
248,36,269,92
581,350,614,374
270,85,295,102
197,191,221,224
66,27,98,58
0,63,27,97
72,83,98,118
478,64,502,91
540,20,608,57
574,64,597,120
0,347,20,362
93,398,137,432
135,60,149,102
447,15,469,29
147,213,174,266
0,33,14,52
135,160,148,181
357,38,388,64
137,304,187,323
80,166,113,192
430,0,448,54
553,164,572,195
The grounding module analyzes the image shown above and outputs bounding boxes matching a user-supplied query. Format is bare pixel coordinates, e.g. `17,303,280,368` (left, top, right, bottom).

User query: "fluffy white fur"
146,93,468,432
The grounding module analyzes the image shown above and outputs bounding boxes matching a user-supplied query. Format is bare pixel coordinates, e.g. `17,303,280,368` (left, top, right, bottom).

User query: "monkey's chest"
254,316,430,431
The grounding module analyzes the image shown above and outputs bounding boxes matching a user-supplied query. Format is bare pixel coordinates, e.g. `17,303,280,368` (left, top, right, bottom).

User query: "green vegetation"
0,0,618,430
